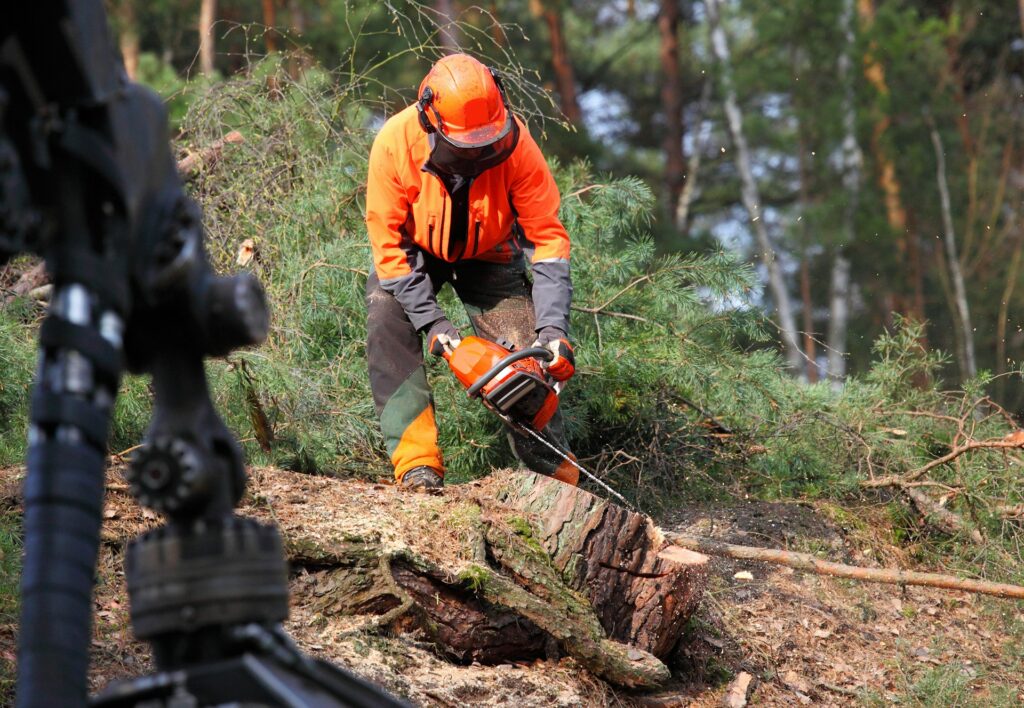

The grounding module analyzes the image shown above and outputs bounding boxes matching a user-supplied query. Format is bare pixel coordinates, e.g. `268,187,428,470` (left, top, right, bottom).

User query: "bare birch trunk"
675,80,712,233
829,0,863,387
704,0,803,372
930,121,977,379
199,0,217,76
659,0,685,222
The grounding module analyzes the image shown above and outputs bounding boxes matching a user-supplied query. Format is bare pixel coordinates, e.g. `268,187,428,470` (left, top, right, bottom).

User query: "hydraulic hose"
16,282,123,705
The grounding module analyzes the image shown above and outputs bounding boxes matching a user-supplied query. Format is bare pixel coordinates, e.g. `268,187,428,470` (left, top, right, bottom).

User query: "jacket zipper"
470,220,481,257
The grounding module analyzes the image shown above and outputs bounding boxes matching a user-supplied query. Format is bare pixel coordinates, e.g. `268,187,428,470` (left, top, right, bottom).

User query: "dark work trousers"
366,253,578,484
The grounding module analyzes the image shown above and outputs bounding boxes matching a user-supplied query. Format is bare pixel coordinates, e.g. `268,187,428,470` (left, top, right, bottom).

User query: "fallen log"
250,468,696,688
665,531,1024,600
0,465,705,686
176,130,244,177
3,261,47,304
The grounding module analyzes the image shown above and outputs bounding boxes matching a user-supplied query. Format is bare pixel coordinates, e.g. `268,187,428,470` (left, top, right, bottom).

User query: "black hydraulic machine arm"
1,5,403,706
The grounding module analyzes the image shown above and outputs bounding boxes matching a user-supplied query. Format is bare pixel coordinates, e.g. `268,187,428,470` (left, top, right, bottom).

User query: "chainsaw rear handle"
466,347,553,398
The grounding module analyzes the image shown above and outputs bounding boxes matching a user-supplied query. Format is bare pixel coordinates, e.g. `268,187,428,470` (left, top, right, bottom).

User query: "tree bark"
857,0,926,331
198,0,217,76
996,225,1022,401
659,0,685,222
286,0,310,79
3,261,48,305
533,1,582,124
262,0,278,53
116,0,140,81
799,254,817,383
435,0,461,52
496,472,708,658
704,0,803,372
930,120,977,379
675,79,712,233
828,0,862,388
175,130,245,178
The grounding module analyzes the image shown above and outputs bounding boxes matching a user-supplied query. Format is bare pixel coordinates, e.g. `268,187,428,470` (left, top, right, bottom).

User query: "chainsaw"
441,336,633,509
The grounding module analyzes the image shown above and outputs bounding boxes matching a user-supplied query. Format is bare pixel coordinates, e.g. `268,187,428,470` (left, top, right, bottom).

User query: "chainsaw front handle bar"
466,347,553,398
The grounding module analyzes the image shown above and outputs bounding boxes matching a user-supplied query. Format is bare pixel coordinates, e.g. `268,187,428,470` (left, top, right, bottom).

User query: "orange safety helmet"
418,54,511,146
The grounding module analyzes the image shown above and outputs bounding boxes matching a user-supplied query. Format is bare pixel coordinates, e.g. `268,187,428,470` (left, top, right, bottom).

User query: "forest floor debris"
1,466,1023,706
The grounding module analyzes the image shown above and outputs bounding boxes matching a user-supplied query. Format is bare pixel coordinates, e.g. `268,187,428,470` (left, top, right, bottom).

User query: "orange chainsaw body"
443,336,559,431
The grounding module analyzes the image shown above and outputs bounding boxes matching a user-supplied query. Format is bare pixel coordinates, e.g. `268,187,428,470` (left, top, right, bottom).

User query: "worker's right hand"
426,317,461,357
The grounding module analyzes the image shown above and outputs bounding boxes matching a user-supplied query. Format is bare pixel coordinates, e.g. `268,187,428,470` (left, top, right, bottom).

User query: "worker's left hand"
533,327,575,382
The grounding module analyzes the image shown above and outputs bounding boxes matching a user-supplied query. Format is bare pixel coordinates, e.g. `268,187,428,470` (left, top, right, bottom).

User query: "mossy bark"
492,471,709,657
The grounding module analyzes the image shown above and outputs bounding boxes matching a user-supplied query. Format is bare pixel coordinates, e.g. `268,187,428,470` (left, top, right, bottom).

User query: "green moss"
457,564,491,593
508,516,546,555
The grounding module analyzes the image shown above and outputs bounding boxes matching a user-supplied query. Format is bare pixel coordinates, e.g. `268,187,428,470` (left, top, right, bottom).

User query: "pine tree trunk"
829,0,863,387
534,2,581,124
930,122,977,379
794,98,817,383
435,0,461,52
262,0,278,53
199,0,217,76
286,0,309,79
704,0,803,372
799,255,817,383
496,472,708,658
857,0,926,332
659,0,685,223
116,0,140,81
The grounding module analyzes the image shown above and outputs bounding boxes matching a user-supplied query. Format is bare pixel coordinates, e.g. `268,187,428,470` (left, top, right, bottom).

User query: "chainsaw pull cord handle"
466,347,554,398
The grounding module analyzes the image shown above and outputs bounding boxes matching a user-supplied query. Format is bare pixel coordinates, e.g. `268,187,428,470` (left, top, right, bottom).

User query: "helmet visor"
428,119,520,177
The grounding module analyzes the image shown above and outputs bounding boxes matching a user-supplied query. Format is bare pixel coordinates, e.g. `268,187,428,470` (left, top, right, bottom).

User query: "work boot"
400,466,444,490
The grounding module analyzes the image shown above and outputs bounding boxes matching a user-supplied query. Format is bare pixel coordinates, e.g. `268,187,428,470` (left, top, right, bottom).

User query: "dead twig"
664,531,1024,600
862,435,1024,489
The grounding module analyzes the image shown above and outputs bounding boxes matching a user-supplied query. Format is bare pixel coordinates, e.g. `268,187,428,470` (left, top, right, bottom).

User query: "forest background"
1,0,1024,702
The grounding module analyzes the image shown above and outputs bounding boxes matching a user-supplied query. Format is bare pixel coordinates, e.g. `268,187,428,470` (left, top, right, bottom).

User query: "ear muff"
416,86,437,134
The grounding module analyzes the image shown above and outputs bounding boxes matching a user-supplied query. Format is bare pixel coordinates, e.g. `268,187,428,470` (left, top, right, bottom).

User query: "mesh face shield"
426,119,520,177
417,66,521,177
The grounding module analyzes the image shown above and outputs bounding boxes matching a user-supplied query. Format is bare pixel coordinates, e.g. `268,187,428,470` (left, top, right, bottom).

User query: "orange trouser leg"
366,273,445,481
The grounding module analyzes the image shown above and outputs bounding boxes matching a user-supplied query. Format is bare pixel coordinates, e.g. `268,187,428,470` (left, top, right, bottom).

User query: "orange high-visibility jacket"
365,104,572,334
